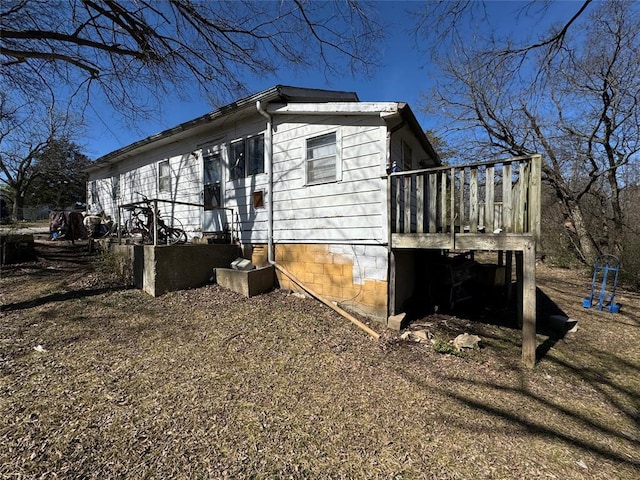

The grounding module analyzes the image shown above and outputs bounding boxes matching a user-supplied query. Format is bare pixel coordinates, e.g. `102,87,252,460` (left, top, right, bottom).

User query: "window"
402,140,413,170
306,132,338,185
230,134,264,180
230,141,245,180
90,181,98,204
158,160,171,193
247,135,264,175
112,175,120,201
252,190,264,209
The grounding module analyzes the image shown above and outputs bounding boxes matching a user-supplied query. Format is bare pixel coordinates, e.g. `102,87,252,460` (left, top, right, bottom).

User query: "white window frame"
158,159,171,193
230,133,265,180
304,130,342,186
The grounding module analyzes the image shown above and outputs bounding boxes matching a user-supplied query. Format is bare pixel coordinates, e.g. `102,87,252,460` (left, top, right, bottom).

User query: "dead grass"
0,240,638,479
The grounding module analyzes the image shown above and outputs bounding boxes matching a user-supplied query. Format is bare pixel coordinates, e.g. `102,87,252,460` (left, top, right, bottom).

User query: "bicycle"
123,194,187,245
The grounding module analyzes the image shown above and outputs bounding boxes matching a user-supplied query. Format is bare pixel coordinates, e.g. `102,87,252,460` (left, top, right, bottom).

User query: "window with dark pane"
230,141,245,180
247,135,265,175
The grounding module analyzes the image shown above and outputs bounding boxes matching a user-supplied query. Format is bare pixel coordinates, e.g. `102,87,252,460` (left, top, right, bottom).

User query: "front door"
202,147,225,232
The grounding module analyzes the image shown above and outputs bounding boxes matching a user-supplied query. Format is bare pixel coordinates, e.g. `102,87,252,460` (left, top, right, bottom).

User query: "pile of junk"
49,210,88,241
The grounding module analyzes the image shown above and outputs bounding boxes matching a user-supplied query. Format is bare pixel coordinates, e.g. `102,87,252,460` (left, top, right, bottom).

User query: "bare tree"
0,94,78,220
1,0,383,119
417,0,639,264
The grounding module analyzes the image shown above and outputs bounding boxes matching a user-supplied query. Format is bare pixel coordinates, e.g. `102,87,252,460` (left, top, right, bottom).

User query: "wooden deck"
388,155,542,367
388,155,541,251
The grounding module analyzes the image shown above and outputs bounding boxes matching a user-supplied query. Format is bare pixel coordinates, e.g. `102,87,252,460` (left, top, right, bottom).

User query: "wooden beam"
453,233,532,251
273,263,381,340
522,240,537,368
391,233,453,249
516,251,524,329
505,250,513,302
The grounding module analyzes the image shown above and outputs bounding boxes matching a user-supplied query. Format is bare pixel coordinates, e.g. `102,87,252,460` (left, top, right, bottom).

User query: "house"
87,85,541,366
87,86,440,317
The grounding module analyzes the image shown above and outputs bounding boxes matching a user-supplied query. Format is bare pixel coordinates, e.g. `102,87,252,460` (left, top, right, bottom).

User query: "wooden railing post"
440,172,447,233
459,168,465,231
470,167,478,233
416,175,424,233
529,154,542,247
404,176,412,233
450,168,456,241
502,163,512,232
486,165,495,232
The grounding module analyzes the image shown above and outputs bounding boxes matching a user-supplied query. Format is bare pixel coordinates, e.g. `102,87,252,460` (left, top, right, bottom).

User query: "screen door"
202,148,225,232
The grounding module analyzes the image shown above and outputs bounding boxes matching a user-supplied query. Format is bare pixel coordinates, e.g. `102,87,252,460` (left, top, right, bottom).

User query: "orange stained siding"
271,243,388,320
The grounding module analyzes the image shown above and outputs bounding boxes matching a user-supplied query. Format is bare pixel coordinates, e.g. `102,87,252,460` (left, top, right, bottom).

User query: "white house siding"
88,146,201,237
86,99,437,321
87,112,270,240
270,114,388,244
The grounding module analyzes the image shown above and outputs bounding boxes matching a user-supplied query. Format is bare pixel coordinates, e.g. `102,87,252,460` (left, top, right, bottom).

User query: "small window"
306,132,337,185
159,160,171,193
252,190,264,209
402,141,413,170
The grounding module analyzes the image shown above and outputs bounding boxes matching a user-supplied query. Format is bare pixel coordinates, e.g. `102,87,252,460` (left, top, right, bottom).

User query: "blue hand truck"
583,254,621,313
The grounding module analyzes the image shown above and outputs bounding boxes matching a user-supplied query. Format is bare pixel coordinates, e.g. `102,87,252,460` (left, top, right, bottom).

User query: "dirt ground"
1,239,638,479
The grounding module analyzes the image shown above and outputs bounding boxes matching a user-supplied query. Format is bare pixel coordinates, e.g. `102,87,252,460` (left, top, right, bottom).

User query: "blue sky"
83,0,583,160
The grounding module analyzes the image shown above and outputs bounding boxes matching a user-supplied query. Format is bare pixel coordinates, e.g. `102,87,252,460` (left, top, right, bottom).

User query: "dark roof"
87,85,359,172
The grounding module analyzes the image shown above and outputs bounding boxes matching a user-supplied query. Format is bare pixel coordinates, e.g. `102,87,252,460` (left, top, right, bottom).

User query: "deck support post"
522,241,537,368
505,251,513,302
388,250,396,319
516,252,523,328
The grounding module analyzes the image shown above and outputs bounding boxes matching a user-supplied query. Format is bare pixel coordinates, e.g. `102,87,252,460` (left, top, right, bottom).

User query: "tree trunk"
566,200,598,264
606,169,625,258
12,191,24,221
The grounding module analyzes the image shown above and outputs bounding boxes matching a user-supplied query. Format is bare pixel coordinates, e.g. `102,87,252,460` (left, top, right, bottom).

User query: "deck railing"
389,154,541,247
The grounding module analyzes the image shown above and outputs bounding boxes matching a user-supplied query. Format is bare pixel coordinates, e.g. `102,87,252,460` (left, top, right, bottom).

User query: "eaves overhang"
382,103,441,166
86,85,359,173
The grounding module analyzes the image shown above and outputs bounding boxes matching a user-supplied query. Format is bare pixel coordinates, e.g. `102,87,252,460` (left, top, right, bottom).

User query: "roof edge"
87,85,359,172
